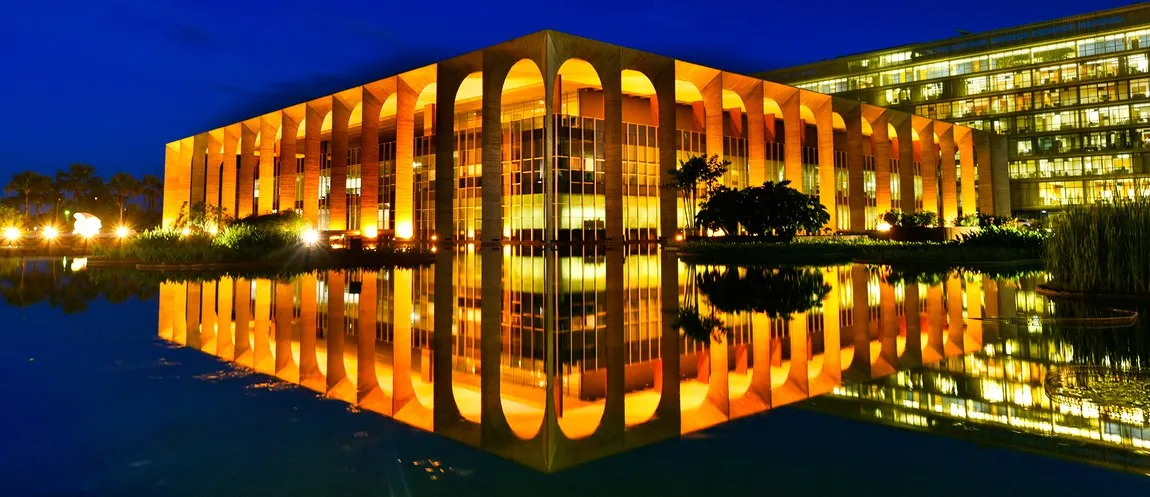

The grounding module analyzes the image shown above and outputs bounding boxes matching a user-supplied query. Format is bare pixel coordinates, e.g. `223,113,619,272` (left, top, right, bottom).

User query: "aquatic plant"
1045,201,1150,294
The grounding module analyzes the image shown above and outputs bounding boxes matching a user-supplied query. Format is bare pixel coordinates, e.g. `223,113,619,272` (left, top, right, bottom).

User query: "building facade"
761,3,1150,215
163,30,1009,241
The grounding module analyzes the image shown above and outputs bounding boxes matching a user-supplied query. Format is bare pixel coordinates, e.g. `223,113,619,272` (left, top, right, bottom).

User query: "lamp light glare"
877,221,892,232
3,227,19,242
302,229,320,246
42,226,58,241
180,227,191,237
363,226,378,239
115,226,131,239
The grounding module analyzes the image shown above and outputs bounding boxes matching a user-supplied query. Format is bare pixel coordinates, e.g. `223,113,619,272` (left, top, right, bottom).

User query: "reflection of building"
810,276,1150,475
157,248,1039,471
162,31,1010,240
761,4,1150,215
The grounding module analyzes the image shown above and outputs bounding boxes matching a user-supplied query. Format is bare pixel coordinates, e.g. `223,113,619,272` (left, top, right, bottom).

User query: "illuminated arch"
500,59,545,242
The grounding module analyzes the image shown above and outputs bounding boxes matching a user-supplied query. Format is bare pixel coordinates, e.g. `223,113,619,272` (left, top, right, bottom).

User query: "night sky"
0,0,1133,180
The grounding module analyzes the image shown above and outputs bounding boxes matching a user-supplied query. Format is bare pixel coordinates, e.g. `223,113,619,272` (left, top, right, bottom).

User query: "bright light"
674,233,684,242
302,229,320,246
73,212,101,239
207,224,219,236
70,257,87,272
3,227,19,243
42,226,59,241
180,227,191,237
363,226,378,239
877,221,892,232
396,221,413,240
115,226,131,239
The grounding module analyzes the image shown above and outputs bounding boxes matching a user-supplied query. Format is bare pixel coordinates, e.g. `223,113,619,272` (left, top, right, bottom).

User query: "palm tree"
141,174,163,211
5,171,52,219
58,163,95,206
109,172,140,224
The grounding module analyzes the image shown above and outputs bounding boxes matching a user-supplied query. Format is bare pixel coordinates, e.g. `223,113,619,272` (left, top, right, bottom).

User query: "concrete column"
989,133,1012,217
259,114,279,215
655,64,677,240
162,141,185,229
206,131,222,212
957,127,977,216
436,64,472,244
837,100,865,231
280,107,303,214
190,133,209,207
361,90,383,235
238,120,258,218
769,85,803,188
221,125,239,218
303,101,326,227
916,120,938,215
603,59,624,245
872,111,892,214
330,96,352,231
894,114,915,211
396,78,418,240
746,82,765,187
702,74,723,168
814,98,836,229
481,57,506,246
938,124,958,224
974,130,992,215
176,137,194,218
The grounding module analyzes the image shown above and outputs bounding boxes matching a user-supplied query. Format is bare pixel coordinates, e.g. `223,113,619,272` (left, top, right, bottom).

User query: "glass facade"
765,8,1150,213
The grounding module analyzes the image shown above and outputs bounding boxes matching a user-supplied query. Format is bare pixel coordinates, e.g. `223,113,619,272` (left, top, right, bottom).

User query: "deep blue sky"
0,0,1133,180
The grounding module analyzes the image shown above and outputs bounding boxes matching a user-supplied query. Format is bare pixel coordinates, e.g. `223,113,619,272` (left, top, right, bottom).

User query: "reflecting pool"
4,252,1150,495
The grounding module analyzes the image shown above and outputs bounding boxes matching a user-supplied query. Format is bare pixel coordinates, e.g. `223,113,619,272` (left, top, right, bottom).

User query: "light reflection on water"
138,246,1150,474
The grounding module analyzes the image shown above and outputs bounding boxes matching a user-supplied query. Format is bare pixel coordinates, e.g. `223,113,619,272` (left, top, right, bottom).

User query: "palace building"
162,30,1010,242
761,3,1150,215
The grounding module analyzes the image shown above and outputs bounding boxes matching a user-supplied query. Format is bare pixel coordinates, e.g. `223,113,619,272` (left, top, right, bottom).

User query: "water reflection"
153,248,1150,474
0,257,156,312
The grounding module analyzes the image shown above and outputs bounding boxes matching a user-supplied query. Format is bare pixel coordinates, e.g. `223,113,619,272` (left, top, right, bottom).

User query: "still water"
3,250,1150,496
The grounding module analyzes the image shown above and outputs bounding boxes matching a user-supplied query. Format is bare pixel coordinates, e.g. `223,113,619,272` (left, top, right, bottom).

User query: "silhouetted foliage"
695,266,830,318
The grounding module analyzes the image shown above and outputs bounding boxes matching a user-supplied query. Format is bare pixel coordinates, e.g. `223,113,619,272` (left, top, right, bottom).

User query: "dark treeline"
2,164,162,229
0,258,157,313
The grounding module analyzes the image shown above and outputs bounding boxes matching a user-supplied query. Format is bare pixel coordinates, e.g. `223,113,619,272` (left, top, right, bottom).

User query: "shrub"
958,225,1047,250
955,214,980,227
881,209,937,228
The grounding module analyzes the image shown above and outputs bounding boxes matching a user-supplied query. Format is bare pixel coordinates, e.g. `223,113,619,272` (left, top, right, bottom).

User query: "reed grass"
1045,200,1150,294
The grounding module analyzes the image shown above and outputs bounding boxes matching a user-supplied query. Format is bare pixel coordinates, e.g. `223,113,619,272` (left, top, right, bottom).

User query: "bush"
881,209,938,228
95,224,301,263
958,225,1047,250
955,214,979,227
694,180,829,241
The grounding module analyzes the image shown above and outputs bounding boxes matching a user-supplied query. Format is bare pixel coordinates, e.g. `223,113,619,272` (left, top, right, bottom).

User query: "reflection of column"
899,282,922,369
299,274,323,391
201,281,217,353
924,285,945,364
604,249,625,436
775,313,809,405
980,276,999,344
330,98,350,231
217,277,234,361
173,280,187,345
357,271,384,410
234,278,252,366
939,126,958,223
326,271,353,401
259,115,279,215
253,279,273,374
432,249,463,431
879,276,899,370
873,111,892,214
845,267,872,382
186,282,201,349
238,120,258,218
396,77,418,240
965,276,984,353
945,274,965,356
392,268,416,413
275,280,297,380
158,282,177,341
817,267,841,390
655,248,681,426
479,248,509,438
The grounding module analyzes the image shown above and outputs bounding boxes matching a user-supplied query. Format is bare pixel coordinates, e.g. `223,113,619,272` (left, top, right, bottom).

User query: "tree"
173,201,231,233
57,163,95,206
666,154,728,236
695,186,744,236
109,173,140,224
695,266,831,318
141,174,162,212
740,180,829,242
5,171,52,218
0,205,20,228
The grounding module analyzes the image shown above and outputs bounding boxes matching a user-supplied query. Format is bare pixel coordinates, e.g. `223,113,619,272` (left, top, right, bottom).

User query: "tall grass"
1046,201,1150,294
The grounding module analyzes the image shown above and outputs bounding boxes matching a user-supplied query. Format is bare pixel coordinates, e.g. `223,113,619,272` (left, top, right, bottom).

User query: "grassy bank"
1046,201,1150,295
679,226,1045,267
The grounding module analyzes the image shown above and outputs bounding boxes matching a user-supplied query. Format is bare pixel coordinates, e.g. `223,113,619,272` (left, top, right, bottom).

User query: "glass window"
919,82,944,100
1129,54,1149,75
1083,105,1129,127
914,61,949,81
1035,64,1078,86
1076,35,1125,57
1035,87,1077,109
1131,77,1150,99
1034,110,1078,132
989,49,1031,70
1079,58,1120,80
1033,41,1076,63
1133,102,1150,124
